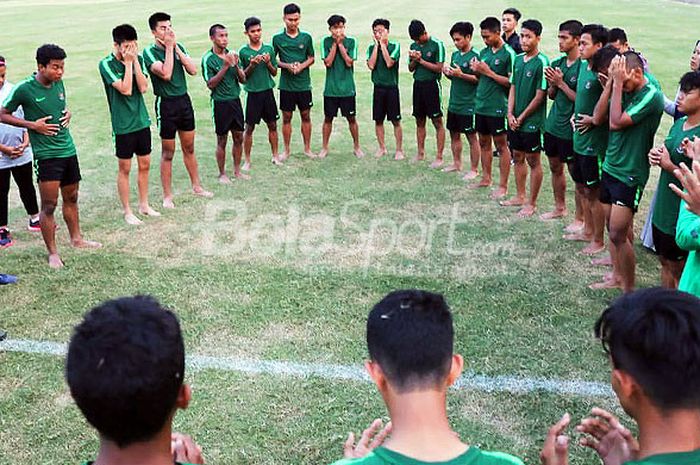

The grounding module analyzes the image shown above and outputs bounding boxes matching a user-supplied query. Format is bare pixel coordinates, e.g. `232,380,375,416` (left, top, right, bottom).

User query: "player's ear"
446,354,464,387
176,383,192,410
365,360,389,391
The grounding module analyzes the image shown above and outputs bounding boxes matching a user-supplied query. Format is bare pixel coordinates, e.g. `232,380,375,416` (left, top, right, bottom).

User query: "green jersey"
272,29,314,92
603,80,664,187
321,36,358,97
238,43,277,93
510,52,549,132
652,117,700,235
624,449,700,465
201,48,242,101
678,204,700,297
573,62,608,157
1,75,76,160
143,43,191,98
98,54,151,135
330,446,524,465
409,36,446,82
475,44,516,117
367,41,400,87
447,48,479,115
544,56,581,139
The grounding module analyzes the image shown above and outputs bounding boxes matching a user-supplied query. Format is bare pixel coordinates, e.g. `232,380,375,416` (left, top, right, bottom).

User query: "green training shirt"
678,204,700,297
409,36,446,82
510,52,549,133
573,61,608,157
238,43,277,93
201,48,242,101
475,44,516,117
321,36,358,97
2,75,76,160
330,446,525,465
272,29,314,92
447,48,479,115
603,79,664,188
143,42,190,98
624,449,700,465
98,54,151,135
544,56,581,140
367,41,400,87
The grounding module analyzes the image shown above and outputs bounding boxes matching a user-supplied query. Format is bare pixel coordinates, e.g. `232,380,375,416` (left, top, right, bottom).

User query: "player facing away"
470,17,515,199
319,15,363,159
240,17,281,169
408,20,446,168
367,19,404,160
502,19,549,218
0,44,101,268
202,23,248,183
272,3,316,160
99,24,160,226
144,12,212,209
443,21,480,176
541,20,582,221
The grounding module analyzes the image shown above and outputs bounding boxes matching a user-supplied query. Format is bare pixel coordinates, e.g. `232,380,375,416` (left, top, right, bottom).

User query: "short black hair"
521,19,543,36
502,7,522,21
581,24,609,46
590,45,619,73
283,3,301,15
0,55,5,65
367,290,454,392
450,21,474,38
408,19,426,41
327,14,346,27
594,288,700,410
622,50,644,71
244,17,262,31
559,19,583,37
36,44,66,67
680,70,700,93
112,24,137,44
480,17,501,34
148,12,171,31
66,296,186,447
609,27,628,44
372,18,390,30
209,23,226,37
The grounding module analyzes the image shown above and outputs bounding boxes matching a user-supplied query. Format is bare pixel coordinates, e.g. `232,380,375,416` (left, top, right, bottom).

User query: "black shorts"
213,99,244,135
508,130,542,153
115,127,151,159
599,171,644,213
475,114,507,136
572,153,602,187
324,95,356,119
156,94,195,139
543,132,574,163
34,155,82,186
373,85,401,122
246,89,279,126
412,80,442,119
279,90,313,112
446,112,476,134
652,224,689,262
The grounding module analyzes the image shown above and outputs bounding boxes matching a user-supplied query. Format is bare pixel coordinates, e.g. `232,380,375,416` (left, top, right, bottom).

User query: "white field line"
0,338,613,397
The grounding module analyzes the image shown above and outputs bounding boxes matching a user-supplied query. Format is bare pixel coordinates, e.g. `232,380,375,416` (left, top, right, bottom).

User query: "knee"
391,120,401,128
42,200,58,216
347,116,357,124
282,114,293,124
324,116,334,124
415,118,426,128
233,132,244,144
609,227,627,246
161,149,175,161
182,144,195,157
301,114,312,123
526,155,540,169
118,164,131,176
267,122,277,132
432,118,443,129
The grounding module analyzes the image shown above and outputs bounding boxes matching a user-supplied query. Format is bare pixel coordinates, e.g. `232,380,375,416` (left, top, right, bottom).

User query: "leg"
11,163,39,222
518,151,542,217
266,121,281,163
568,160,584,225
540,156,567,220
581,186,605,254
474,133,493,188
281,111,293,158
178,130,212,198
232,131,249,179
431,116,445,168
319,115,333,158
608,206,636,292
38,180,62,267
117,158,141,225
300,108,315,157
375,121,387,157
136,155,159,217
243,124,255,169
61,182,101,251
160,138,176,208
348,116,364,158
501,149,526,206
392,120,404,160
493,134,511,199
215,134,230,183
0,167,11,229
445,131,462,172
462,132,480,180
414,116,427,162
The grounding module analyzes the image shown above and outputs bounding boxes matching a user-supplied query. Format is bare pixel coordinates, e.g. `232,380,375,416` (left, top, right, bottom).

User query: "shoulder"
389,40,400,49
476,449,525,465
300,30,314,40
503,44,516,58
271,30,284,42
328,451,383,465
536,53,549,66
201,49,213,63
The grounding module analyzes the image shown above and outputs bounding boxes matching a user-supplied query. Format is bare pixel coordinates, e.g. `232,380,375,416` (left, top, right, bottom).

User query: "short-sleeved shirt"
367,41,400,88
475,44,516,117
510,52,549,133
238,43,277,93
0,82,32,169
410,36,446,82
652,117,700,235
447,48,479,115
573,62,608,157
2,75,76,160
201,48,242,101
98,53,151,135
330,446,525,465
544,56,581,140
272,30,314,92
624,449,700,465
603,79,664,188
321,36,358,97
143,42,190,98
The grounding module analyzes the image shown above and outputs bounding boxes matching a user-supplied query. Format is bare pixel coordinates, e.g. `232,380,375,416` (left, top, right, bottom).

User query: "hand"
381,31,389,45
409,50,421,62
8,144,24,158
470,59,489,75
681,136,700,161
31,116,60,136
670,160,700,215
609,55,631,84
576,408,639,465
451,65,464,77
597,72,609,88
291,62,301,74
443,64,453,76
574,114,594,134
224,51,236,66
164,30,176,49
540,413,570,465
0,144,22,157
335,34,345,45
122,43,137,63
544,67,564,87
648,146,663,166
508,114,520,131
59,109,71,128
171,433,205,465
261,53,270,63
343,419,392,459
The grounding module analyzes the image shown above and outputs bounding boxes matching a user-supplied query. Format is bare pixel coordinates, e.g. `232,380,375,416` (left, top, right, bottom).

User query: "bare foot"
564,220,585,234
540,209,567,220
279,152,290,162
193,188,214,198
354,148,365,158
411,154,425,163
394,150,405,161
71,239,102,249
218,174,232,185
304,150,317,159
469,179,492,189
317,149,328,159
462,170,479,180
490,187,507,199
517,205,537,217
124,213,143,225
271,156,284,166
138,206,161,217
499,196,525,207
242,161,251,172
592,255,613,267
235,172,252,180
442,164,461,173
375,148,387,158
563,232,591,242
163,197,175,209
430,159,444,169
589,276,622,290
581,242,605,255
48,253,64,269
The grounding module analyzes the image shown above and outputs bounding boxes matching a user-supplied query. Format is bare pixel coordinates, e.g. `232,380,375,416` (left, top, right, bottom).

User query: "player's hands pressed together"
408,50,422,62
576,408,639,465
171,432,205,465
544,66,564,88
470,58,490,76
508,113,521,130
343,419,393,459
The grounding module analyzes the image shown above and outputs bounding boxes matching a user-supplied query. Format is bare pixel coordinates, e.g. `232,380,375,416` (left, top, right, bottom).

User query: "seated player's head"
0,55,6,89
501,8,521,34
36,44,66,82
327,14,346,37
519,19,542,52
609,28,629,52
209,23,228,48
244,17,263,42
557,20,582,53
678,71,700,116
66,296,190,448
479,17,502,47
408,20,427,42
450,21,474,50
590,45,618,84
372,18,390,41
148,12,172,41
690,40,700,72
111,24,138,59
283,3,301,31
579,24,609,60
594,288,700,419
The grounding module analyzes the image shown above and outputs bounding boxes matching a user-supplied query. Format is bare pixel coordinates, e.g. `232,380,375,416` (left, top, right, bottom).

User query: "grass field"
1,0,698,463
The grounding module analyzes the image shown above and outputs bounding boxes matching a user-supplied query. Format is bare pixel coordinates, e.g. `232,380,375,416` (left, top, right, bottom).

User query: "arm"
608,78,632,130
134,58,149,94
297,54,315,71
593,79,612,126
323,40,338,68
417,58,444,74
111,59,134,96
451,69,478,84
367,42,379,70
0,106,59,135
337,40,355,68
676,203,700,251
206,60,232,90
379,41,397,68
516,89,547,122
175,44,198,76
149,44,175,81
507,85,518,129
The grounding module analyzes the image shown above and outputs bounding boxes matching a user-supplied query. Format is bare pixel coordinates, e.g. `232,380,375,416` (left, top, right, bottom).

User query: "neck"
93,427,173,465
213,44,226,55
566,49,580,62
250,40,262,48
504,30,514,39
286,28,298,36
636,408,700,459
686,112,700,126
35,73,52,86
526,48,538,58
492,39,504,51
459,46,471,53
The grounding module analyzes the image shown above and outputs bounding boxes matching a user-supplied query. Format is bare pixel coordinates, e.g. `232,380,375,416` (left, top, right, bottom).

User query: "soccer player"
240,17,281,168
608,27,630,52
541,20,582,221
202,23,248,183
331,290,525,465
501,8,523,54
408,20,446,168
99,24,160,226
66,296,205,465
0,44,101,269
443,21,479,176
671,157,700,297
144,12,212,209
367,19,404,160
503,19,549,217
319,15,363,159
471,17,515,199
272,3,316,160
